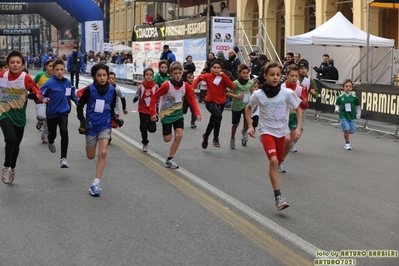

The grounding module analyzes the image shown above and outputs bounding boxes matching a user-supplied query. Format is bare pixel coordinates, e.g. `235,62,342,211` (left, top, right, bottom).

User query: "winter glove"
27,93,38,101
78,120,87,135
112,115,124,128
133,96,139,103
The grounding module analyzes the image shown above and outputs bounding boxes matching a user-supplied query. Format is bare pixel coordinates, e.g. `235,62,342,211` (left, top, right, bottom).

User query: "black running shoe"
201,134,208,149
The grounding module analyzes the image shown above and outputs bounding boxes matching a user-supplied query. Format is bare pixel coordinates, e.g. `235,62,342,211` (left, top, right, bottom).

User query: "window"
121,9,125,32
128,7,132,31
110,12,114,34
115,11,119,32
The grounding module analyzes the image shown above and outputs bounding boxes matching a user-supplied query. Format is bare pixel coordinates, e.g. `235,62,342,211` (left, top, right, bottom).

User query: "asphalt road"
0,71,398,266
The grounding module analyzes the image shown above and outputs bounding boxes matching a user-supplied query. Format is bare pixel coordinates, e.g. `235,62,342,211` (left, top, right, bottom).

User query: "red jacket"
191,72,234,105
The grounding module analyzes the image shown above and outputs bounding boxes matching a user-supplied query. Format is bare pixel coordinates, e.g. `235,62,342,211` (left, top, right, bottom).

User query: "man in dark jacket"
67,46,86,88
320,58,339,82
248,51,261,78
312,54,329,80
282,52,295,75
257,54,269,84
160,45,176,65
225,49,240,80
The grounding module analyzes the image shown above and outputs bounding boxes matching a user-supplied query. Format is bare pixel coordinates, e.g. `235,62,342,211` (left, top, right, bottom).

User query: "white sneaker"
165,158,179,169
241,130,248,142
290,145,297,152
60,158,69,168
230,139,235,149
142,144,148,152
344,143,352,150
48,142,56,153
275,195,289,211
1,166,11,184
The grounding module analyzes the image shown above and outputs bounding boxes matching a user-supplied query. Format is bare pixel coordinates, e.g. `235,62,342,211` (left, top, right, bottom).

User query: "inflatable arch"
0,0,105,53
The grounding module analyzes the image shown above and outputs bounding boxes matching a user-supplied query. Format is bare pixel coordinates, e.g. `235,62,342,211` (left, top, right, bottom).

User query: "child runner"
183,73,197,128
133,68,159,152
191,61,235,148
40,59,79,168
0,51,42,184
198,69,208,103
0,60,8,72
249,78,260,129
226,64,253,149
245,62,302,211
108,71,129,145
33,58,54,143
290,59,319,152
76,63,124,197
334,79,360,150
278,64,307,173
153,60,170,87
150,62,201,169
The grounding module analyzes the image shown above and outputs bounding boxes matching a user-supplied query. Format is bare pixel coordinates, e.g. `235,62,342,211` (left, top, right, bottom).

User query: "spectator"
248,52,261,78
183,55,196,82
225,49,240,80
216,51,227,69
282,52,295,75
42,48,56,71
208,52,216,64
321,58,339,82
257,54,269,84
145,13,153,24
67,46,86,88
294,53,301,64
218,2,229,17
160,44,176,65
201,4,216,17
152,13,165,25
312,54,329,80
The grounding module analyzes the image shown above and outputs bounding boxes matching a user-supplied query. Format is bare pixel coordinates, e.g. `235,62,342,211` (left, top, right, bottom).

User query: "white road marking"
113,130,320,258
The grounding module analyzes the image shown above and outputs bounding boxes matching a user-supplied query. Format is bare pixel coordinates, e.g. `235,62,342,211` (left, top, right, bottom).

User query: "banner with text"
211,17,235,58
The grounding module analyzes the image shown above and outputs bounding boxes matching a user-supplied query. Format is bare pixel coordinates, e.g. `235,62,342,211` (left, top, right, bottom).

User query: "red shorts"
260,134,285,165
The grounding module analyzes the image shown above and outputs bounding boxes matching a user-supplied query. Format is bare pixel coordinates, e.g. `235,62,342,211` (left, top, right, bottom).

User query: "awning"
130,0,220,8
370,0,399,8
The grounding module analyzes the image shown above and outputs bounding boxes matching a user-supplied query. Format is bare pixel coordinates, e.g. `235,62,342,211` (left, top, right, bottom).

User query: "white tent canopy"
112,44,133,53
286,12,395,84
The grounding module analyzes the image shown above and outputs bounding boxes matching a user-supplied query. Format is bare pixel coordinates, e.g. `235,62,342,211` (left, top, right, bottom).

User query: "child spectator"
133,68,159,152
76,63,124,196
334,79,360,150
40,59,79,168
0,51,42,184
245,62,302,211
150,62,201,169
191,61,234,148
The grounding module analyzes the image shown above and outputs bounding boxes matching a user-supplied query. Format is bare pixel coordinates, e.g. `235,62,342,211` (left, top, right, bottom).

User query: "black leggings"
139,113,156,145
47,114,69,159
70,71,80,88
204,101,225,141
0,118,25,168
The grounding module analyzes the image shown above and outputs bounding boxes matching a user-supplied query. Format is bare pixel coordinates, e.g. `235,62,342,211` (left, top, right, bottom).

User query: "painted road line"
112,130,319,259
112,135,312,266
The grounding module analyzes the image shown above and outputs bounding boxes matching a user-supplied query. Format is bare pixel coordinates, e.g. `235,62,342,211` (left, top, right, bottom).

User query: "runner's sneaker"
278,164,286,173
290,145,297,152
9,168,15,184
60,158,69,168
230,139,235,149
1,166,11,184
48,142,56,153
275,195,289,211
190,123,197,129
165,158,179,169
142,144,148,152
241,129,248,142
201,134,208,149
212,139,221,148
344,143,352,150
36,121,43,130
89,184,101,197
42,138,48,144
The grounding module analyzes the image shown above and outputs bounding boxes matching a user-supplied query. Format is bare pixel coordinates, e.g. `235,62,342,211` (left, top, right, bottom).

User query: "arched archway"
0,0,104,52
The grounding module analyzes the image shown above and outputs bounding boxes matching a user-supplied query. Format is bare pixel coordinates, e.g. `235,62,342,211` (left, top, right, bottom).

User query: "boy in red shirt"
150,62,201,169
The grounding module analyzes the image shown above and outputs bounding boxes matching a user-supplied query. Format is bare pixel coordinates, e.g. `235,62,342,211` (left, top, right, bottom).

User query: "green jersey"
335,92,359,120
229,80,254,111
153,73,170,87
